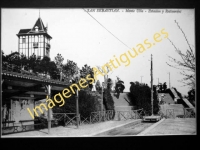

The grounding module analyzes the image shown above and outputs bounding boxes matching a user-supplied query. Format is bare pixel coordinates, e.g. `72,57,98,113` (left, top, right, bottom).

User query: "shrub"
52,90,101,119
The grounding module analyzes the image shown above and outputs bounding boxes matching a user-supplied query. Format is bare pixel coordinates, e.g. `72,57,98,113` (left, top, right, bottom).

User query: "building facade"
16,17,52,58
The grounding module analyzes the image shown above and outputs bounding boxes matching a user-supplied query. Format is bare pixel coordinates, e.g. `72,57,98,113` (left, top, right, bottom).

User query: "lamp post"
101,82,104,112
76,88,79,128
151,54,153,116
141,76,143,83
47,85,51,134
168,72,171,88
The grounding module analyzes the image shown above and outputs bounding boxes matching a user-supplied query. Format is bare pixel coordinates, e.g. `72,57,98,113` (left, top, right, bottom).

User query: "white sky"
1,8,195,95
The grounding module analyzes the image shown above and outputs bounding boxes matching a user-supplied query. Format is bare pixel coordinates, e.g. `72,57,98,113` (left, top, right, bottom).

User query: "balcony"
46,43,51,49
33,42,38,48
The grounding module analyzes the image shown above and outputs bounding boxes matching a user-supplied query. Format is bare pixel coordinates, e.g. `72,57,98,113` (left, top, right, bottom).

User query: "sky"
1,8,195,95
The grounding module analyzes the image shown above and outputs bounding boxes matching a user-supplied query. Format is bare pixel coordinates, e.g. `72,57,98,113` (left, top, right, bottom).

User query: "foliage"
187,89,195,107
54,53,64,70
52,90,101,118
107,78,113,90
62,59,78,78
2,51,59,79
158,82,167,93
103,88,115,110
80,64,94,91
153,85,160,114
95,80,102,94
129,81,159,115
167,20,195,89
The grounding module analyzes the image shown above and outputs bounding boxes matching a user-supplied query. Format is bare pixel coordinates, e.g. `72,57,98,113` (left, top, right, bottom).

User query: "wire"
83,9,131,50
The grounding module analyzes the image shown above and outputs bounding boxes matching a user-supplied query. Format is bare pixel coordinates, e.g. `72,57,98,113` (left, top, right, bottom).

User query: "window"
35,36,38,42
35,26,39,32
22,38,26,43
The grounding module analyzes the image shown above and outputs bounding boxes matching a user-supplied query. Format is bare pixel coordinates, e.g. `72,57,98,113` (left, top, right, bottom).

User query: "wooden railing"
52,113,77,126
117,109,144,121
184,108,195,118
53,113,91,126
166,109,175,118
90,110,115,124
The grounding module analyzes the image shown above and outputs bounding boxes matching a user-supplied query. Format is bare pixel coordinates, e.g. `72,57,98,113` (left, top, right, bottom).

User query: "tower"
16,16,52,58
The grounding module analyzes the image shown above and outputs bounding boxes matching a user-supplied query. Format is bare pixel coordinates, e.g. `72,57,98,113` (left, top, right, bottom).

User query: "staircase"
111,92,135,111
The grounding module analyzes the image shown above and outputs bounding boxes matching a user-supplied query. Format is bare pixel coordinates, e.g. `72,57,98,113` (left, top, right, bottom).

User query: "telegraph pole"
76,88,79,128
168,72,171,88
151,54,153,116
101,82,104,112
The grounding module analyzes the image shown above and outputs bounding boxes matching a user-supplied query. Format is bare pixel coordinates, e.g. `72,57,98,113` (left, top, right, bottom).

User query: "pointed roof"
29,17,47,33
17,17,52,39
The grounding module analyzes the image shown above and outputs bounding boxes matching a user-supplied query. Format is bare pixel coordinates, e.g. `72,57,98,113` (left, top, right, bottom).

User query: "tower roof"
17,17,52,39
29,17,47,33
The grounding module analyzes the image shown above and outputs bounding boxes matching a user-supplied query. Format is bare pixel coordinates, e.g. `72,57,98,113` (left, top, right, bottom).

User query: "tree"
48,61,59,79
52,90,101,120
54,53,64,71
163,82,167,92
167,20,195,89
129,81,159,115
187,89,195,107
103,88,115,111
153,85,160,114
80,64,94,91
107,78,113,90
114,76,125,98
20,53,28,69
27,53,37,71
62,59,78,78
39,56,51,74
95,80,102,94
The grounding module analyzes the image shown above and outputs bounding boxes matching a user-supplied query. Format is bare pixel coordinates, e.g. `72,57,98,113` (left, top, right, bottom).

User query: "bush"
103,89,115,110
129,81,159,115
52,90,101,118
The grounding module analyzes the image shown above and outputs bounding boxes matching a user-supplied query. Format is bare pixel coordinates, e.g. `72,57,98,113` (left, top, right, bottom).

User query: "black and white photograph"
1,8,196,137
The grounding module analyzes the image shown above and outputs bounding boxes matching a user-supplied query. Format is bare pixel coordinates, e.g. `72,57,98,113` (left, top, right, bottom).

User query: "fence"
164,107,195,118
117,109,144,121
52,113,77,126
52,113,91,127
52,109,147,127
90,110,115,124
90,109,144,124
184,108,195,118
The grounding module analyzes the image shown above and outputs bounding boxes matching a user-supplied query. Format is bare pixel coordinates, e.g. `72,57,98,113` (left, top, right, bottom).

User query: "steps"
111,92,135,111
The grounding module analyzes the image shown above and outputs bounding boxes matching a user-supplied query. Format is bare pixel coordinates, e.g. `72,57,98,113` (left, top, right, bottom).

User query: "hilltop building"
16,17,52,58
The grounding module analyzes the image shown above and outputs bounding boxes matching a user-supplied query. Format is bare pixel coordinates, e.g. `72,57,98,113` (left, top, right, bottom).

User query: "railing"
52,113,77,126
184,108,195,118
80,116,90,125
166,109,175,118
2,66,70,85
90,110,115,124
117,109,144,121
46,43,51,49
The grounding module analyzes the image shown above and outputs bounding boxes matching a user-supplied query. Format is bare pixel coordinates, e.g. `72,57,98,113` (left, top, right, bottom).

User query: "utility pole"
101,82,104,112
47,85,51,134
168,72,171,88
151,54,153,116
141,76,143,83
76,88,79,128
